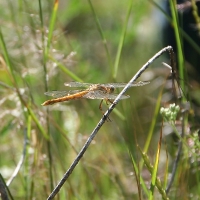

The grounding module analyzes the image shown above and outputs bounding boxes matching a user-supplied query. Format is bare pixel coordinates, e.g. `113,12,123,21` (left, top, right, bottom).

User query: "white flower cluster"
160,103,180,122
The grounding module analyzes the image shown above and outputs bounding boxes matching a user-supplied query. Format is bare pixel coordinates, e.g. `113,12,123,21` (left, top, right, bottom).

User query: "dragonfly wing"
64,82,93,88
82,90,130,100
129,81,150,87
100,81,150,88
44,90,84,98
44,91,69,97
102,93,130,100
64,81,149,88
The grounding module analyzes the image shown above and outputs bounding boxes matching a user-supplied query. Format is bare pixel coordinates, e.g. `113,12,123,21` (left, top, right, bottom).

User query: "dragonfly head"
107,85,115,94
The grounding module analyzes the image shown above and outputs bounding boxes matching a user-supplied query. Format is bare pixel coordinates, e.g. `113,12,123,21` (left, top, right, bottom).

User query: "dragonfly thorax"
102,85,115,94
92,84,115,94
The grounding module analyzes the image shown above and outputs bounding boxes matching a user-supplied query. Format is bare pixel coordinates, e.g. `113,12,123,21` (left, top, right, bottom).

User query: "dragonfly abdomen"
41,90,89,106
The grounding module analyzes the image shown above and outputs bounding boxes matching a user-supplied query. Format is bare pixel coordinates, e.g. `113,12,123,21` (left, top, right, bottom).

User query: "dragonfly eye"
109,86,115,93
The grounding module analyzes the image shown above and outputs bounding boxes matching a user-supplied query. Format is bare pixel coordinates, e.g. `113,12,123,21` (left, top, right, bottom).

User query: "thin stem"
165,112,185,193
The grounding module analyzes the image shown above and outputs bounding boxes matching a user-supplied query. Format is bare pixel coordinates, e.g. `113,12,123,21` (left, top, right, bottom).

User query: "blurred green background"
1,0,200,199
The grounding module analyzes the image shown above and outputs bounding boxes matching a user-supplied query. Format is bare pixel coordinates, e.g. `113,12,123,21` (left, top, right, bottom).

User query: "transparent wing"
64,82,93,88
82,90,130,100
64,81,150,88
100,81,150,88
44,90,85,98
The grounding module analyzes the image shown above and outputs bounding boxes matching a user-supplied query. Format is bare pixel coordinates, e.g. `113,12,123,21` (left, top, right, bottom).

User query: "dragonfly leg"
98,99,111,122
99,99,104,112
106,99,113,105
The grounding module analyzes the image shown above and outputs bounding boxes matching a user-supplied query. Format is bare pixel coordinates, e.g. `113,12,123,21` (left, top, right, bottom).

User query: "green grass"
0,0,200,199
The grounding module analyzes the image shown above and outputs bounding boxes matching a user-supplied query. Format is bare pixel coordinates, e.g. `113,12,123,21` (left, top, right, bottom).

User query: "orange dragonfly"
41,81,150,109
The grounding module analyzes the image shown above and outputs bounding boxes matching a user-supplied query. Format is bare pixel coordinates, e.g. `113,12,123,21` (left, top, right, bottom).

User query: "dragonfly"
41,81,150,110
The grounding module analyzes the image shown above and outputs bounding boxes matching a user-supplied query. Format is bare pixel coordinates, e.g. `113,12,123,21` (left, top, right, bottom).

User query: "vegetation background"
0,0,200,199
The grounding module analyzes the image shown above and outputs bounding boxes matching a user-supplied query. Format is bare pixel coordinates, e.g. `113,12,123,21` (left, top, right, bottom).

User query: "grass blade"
113,0,133,79
169,0,186,101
